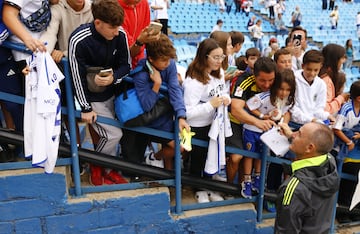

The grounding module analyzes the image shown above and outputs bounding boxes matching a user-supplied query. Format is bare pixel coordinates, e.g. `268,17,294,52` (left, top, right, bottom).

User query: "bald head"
290,122,334,159
307,123,334,155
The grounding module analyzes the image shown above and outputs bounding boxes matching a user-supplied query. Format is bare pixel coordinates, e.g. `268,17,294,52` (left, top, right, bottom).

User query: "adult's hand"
137,26,161,44
278,122,293,138
255,119,276,132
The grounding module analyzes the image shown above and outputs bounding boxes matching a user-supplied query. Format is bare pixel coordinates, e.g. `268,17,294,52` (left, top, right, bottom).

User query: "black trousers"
338,162,360,207
159,19,168,35
120,129,148,164
189,125,211,177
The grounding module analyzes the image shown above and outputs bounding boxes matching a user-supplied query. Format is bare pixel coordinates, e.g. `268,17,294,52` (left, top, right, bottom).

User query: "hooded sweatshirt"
275,154,340,234
40,0,93,57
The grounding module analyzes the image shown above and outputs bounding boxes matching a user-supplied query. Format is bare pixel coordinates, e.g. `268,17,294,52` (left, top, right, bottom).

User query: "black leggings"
338,162,360,207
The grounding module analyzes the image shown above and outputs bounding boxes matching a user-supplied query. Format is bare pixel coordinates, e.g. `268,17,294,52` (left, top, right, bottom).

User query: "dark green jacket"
274,154,340,234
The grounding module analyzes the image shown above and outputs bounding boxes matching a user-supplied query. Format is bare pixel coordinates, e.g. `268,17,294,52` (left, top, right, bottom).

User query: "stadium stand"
165,0,360,81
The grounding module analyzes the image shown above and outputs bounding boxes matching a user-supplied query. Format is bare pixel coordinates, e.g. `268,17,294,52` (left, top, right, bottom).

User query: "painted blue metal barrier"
0,41,358,232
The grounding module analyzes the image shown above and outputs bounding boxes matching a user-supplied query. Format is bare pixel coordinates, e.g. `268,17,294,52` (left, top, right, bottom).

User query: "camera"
293,34,302,48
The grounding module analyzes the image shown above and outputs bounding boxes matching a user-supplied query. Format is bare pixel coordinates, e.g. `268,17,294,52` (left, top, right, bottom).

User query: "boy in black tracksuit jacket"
68,0,131,186
275,122,340,234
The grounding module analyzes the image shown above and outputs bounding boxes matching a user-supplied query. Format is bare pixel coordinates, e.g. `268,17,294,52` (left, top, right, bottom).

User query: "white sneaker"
195,191,210,203
207,190,224,202
212,173,227,182
224,194,235,200
145,152,164,168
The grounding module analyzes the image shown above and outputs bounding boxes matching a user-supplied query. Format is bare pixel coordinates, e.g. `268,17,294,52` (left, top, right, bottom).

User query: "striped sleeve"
68,27,92,112
282,177,300,206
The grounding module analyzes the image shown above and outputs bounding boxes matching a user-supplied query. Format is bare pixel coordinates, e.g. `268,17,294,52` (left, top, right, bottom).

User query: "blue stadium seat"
351,66,360,79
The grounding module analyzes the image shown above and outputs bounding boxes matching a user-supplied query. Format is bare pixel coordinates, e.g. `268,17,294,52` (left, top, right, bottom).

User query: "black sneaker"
336,213,352,224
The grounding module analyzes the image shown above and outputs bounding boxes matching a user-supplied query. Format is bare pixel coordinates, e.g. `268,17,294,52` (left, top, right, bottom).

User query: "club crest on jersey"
246,142,252,151
249,97,259,106
234,86,243,98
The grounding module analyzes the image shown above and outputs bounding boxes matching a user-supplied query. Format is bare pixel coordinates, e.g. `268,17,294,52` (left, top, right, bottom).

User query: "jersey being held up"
24,51,64,173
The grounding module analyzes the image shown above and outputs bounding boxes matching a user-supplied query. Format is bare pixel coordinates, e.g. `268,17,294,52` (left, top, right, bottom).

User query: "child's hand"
179,118,190,132
149,66,162,85
221,96,231,106
233,70,243,77
224,71,234,81
341,92,350,102
51,49,64,63
348,141,355,151
180,128,195,152
23,37,46,53
328,115,336,124
269,109,282,121
210,96,224,108
22,65,30,76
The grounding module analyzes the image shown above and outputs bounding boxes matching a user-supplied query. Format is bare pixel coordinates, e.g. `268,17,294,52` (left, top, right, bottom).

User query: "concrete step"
0,166,271,233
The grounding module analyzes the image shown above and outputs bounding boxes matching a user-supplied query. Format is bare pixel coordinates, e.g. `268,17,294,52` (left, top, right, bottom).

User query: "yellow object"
180,128,195,152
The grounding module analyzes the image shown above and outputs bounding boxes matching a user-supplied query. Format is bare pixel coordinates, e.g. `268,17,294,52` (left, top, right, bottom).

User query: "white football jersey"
23,52,64,173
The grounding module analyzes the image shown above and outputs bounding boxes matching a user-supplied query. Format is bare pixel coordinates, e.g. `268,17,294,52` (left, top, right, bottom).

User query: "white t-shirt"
151,0,168,20
211,24,222,33
333,101,360,130
244,91,291,132
183,70,229,127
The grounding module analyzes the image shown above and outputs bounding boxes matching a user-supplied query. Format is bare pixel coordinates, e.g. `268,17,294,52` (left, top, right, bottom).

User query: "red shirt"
118,0,150,68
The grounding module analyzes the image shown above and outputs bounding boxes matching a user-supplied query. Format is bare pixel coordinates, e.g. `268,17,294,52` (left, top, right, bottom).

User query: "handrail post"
330,157,344,234
62,59,82,197
174,118,182,214
257,144,268,222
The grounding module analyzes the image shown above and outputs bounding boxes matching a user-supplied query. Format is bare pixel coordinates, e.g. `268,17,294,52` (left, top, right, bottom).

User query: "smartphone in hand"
148,21,163,35
226,66,237,75
292,34,302,48
98,68,113,77
146,60,154,75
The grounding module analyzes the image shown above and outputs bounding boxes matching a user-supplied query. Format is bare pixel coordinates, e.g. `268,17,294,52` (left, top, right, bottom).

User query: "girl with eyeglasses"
183,38,232,203
210,31,242,84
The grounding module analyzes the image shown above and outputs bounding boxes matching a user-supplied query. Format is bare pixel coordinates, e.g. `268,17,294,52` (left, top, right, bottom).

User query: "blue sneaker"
252,175,260,193
264,201,276,213
241,181,252,199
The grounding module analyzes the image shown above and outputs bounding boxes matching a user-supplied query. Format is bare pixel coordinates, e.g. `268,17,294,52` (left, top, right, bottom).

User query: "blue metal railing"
0,41,358,231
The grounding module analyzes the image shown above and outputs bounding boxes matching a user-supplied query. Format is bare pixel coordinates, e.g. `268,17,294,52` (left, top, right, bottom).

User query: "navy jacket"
275,154,340,234
68,23,131,112
133,59,186,131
